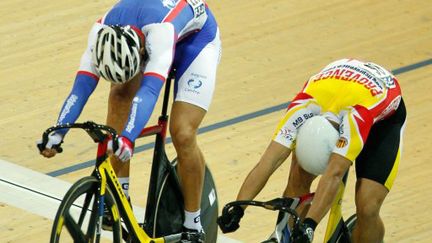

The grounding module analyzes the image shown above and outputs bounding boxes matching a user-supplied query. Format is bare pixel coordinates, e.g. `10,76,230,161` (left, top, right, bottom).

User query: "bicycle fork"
95,164,109,242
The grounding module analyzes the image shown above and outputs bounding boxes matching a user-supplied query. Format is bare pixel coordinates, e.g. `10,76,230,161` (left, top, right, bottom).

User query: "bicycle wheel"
50,176,122,243
198,165,218,242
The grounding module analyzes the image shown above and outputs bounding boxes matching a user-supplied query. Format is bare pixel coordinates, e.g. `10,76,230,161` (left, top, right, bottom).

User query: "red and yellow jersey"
273,59,402,162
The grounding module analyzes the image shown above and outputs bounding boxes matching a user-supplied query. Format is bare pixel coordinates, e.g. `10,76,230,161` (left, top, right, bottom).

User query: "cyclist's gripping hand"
217,205,244,233
37,132,63,158
292,218,316,243
109,136,134,162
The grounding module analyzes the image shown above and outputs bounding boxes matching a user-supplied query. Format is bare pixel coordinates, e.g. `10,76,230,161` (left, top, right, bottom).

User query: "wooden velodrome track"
1,0,431,242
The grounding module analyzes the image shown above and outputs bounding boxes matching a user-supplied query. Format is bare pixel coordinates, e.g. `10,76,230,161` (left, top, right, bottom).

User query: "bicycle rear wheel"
50,176,122,243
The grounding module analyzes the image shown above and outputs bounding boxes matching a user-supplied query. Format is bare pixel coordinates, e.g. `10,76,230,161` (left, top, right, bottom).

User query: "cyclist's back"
103,0,212,40
302,58,402,121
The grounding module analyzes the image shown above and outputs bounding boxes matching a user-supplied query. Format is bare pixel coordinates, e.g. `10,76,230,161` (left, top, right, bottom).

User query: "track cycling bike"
221,172,357,243
38,71,218,242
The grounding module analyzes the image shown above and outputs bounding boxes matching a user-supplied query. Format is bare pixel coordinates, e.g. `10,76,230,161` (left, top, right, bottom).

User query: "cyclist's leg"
352,178,387,243
284,153,316,197
283,154,316,217
170,102,206,211
352,99,406,243
170,14,220,233
106,73,142,194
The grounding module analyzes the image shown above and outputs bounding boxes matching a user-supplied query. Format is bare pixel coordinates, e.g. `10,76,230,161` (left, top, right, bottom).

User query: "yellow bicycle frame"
97,157,166,243
323,173,349,242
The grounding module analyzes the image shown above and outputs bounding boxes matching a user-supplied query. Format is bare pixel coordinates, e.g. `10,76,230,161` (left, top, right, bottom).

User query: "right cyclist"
218,58,407,243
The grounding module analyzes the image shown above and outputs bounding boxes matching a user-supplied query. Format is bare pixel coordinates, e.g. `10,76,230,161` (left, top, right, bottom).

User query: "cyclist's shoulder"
104,0,172,26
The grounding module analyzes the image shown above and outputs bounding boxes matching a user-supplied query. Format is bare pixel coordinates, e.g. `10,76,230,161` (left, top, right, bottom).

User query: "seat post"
161,69,175,117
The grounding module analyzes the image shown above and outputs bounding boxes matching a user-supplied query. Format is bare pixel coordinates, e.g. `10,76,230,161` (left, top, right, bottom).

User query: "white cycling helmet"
93,25,142,84
295,115,339,175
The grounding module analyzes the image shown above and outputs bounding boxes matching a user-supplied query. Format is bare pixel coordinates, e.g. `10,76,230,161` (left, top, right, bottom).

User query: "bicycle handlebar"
37,121,118,154
222,197,300,219
221,198,303,239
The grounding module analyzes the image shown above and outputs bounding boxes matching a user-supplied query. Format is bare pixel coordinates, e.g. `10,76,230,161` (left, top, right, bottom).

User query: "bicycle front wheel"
50,176,122,243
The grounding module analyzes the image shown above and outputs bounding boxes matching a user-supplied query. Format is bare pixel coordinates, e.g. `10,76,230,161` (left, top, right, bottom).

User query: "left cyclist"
38,1,221,242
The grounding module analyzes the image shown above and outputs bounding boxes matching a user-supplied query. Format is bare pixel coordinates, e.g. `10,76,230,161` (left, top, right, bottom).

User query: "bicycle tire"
200,165,218,243
50,176,122,243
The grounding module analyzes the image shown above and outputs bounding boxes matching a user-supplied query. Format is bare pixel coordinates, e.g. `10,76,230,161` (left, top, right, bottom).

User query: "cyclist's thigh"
106,73,142,131
354,178,388,215
284,154,316,197
172,12,221,111
355,98,407,191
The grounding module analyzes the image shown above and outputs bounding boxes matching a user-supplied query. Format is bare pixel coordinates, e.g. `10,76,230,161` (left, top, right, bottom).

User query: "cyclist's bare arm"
304,104,373,222
305,153,351,223
236,141,291,203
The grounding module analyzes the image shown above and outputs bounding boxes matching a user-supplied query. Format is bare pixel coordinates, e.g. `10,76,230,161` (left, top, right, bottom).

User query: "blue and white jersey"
105,0,207,39
56,0,220,142
99,0,209,82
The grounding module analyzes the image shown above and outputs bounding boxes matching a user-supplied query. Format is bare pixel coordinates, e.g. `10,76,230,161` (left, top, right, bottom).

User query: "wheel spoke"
86,194,100,240
64,211,87,242
78,190,95,226
50,177,123,243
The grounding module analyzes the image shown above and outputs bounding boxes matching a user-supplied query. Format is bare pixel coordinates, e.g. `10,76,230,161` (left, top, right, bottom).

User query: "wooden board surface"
1,0,431,242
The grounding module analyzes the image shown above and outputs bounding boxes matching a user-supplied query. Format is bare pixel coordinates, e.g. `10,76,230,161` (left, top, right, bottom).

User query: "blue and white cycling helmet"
93,25,142,84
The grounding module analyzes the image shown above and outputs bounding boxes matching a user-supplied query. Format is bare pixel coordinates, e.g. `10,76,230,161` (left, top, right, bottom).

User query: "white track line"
0,159,241,243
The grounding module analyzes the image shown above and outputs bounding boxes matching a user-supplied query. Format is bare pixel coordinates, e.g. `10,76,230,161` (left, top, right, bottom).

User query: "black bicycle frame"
140,70,184,236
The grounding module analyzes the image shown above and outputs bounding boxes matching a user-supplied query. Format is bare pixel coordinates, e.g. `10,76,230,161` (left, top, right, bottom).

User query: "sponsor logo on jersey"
185,78,202,94
58,94,78,123
279,127,295,142
125,97,142,133
336,137,348,148
187,0,206,18
161,0,177,9
375,95,401,121
363,62,396,89
311,65,385,97
187,78,203,89
339,123,345,135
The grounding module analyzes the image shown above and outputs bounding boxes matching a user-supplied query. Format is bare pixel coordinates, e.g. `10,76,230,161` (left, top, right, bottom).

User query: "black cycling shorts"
355,98,407,191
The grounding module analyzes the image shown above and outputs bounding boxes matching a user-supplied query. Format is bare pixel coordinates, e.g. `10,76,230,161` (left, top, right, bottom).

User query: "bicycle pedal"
180,228,206,243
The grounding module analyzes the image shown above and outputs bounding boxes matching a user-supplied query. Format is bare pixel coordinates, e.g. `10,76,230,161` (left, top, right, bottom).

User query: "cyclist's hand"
291,219,315,243
109,136,134,162
37,132,63,158
217,205,244,233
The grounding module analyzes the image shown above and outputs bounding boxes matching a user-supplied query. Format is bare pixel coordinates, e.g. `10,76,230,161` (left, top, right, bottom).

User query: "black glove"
292,218,317,243
217,205,244,233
